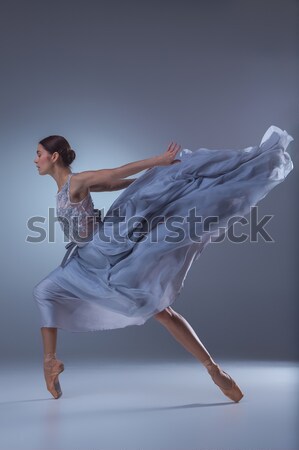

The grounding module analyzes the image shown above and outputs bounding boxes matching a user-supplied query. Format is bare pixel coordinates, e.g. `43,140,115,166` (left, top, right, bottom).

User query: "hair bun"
67,148,76,165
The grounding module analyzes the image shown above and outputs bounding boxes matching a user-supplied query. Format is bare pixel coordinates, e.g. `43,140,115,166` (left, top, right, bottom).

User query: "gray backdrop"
0,0,298,362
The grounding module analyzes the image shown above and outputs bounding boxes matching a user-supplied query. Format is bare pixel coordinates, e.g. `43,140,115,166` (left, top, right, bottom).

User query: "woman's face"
34,144,54,175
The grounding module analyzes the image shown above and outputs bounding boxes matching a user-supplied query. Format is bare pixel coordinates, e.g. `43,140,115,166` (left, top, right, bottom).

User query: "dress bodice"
56,173,101,246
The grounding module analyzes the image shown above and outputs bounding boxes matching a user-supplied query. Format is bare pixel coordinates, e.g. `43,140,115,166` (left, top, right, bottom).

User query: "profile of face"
34,144,57,175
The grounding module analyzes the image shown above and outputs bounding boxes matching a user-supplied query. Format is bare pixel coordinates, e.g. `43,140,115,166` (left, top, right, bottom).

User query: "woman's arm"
74,142,181,192
89,177,137,192
75,156,160,192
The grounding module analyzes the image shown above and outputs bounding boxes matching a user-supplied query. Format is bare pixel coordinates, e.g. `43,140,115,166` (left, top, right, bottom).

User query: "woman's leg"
41,327,64,399
153,306,215,364
41,327,57,357
153,306,236,393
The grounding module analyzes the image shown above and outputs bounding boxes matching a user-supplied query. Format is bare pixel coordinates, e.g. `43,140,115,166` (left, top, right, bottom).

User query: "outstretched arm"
90,177,137,192
74,142,181,192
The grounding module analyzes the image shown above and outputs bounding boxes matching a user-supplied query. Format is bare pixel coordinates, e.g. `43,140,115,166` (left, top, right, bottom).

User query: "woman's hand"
156,142,182,166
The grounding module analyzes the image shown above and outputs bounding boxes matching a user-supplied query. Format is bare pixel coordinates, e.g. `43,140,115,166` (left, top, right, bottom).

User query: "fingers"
168,142,181,153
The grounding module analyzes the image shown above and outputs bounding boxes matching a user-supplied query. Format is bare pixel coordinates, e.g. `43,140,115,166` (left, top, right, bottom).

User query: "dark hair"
39,135,76,167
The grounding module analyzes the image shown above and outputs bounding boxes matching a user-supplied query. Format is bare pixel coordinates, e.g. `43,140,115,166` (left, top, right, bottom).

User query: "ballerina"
33,126,294,402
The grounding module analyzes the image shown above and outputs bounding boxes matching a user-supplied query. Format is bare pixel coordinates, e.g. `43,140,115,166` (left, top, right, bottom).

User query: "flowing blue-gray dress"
33,125,294,332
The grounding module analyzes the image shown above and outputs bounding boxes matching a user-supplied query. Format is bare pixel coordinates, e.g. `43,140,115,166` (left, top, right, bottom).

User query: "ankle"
44,352,57,361
202,357,217,369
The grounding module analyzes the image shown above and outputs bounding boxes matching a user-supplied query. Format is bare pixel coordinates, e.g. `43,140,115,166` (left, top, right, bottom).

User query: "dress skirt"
32,125,294,331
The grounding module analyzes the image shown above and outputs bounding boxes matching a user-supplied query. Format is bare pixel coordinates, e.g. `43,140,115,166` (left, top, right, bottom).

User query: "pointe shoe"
43,353,65,399
203,359,244,403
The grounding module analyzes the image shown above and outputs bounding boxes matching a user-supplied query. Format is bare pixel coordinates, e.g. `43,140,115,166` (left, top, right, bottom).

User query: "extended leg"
153,306,215,364
153,306,244,401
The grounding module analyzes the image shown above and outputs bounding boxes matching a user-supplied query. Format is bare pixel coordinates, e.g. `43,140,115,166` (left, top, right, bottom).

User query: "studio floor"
0,359,298,450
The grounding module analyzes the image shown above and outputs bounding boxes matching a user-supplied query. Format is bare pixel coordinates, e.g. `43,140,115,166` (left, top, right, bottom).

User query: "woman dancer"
33,125,294,402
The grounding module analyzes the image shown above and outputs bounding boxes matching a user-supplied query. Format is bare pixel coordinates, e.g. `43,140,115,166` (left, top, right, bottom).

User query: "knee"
153,306,175,323
32,278,52,304
32,281,43,303
33,282,40,298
